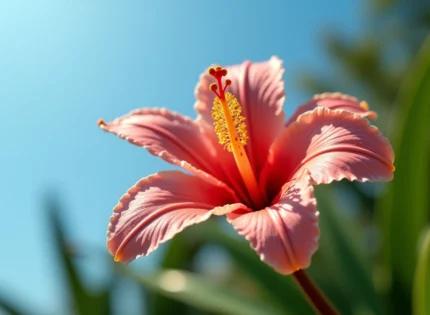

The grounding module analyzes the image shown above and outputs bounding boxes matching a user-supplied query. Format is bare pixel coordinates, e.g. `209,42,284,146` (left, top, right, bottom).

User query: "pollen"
208,66,248,152
212,92,248,152
360,101,369,111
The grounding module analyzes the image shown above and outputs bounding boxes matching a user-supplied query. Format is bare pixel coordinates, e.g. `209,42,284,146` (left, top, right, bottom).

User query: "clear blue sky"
0,0,362,313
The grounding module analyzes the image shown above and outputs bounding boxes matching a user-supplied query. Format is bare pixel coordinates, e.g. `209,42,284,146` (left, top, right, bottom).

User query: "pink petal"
285,93,377,127
99,108,238,198
197,124,252,205
108,171,245,263
227,170,319,275
194,57,286,176
261,107,395,199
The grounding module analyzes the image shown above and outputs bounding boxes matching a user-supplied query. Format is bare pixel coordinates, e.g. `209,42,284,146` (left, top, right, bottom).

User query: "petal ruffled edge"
108,171,245,263
261,107,395,200
285,92,377,127
99,108,240,200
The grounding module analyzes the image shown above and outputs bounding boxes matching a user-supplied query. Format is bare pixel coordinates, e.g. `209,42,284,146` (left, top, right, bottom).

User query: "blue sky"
0,0,362,313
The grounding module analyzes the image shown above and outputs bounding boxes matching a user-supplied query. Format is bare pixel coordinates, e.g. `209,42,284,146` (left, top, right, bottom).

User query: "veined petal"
108,171,244,263
285,92,377,127
261,107,394,200
99,108,238,198
195,57,286,177
227,171,319,275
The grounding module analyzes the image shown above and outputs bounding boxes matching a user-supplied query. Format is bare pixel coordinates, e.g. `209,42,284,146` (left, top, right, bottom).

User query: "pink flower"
98,57,394,274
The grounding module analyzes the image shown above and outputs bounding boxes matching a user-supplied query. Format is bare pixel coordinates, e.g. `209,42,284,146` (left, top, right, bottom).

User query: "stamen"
212,92,248,152
209,66,266,208
360,101,369,111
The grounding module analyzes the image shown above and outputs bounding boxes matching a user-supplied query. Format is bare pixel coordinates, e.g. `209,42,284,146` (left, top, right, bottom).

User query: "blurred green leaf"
378,35,430,312
120,267,282,315
413,227,430,315
0,292,26,315
314,186,382,315
371,0,398,11
297,73,339,95
149,234,206,315
325,36,398,104
46,196,112,315
186,222,313,315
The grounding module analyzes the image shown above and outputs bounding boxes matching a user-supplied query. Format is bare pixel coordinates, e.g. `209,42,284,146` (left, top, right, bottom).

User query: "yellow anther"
360,101,369,111
212,92,248,152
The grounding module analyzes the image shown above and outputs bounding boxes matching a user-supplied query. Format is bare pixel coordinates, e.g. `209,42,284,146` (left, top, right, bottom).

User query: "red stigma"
97,118,106,127
208,66,230,99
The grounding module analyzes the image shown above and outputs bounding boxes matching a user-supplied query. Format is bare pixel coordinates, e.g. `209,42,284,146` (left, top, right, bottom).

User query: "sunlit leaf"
149,234,206,315
119,266,282,315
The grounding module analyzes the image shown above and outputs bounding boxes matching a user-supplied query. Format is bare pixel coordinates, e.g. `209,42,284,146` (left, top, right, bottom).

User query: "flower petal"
227,171,319,275
99,108,238,198
262,107,395,200
108,171,244,263
196,124,252,205
285,92,377,127
195,56,286,176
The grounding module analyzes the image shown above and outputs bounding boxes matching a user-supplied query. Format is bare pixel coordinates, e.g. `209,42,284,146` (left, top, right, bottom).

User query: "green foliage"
148,233,207,315
0,293,25,315
413,227,430,315
120,266,283,315
378,35,430,314
314,186,382,315
46,196,113,315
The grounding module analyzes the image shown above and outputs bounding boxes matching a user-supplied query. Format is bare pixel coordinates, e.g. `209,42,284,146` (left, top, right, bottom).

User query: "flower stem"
292,269,339,315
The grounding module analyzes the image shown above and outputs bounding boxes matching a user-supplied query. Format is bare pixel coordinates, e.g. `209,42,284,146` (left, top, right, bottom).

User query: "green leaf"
119,267,282,315
0,291,26,315
325,35,399,104
378,35,430,305
46,195,112,315
149,233,206,315
313,185,382,315
413,227,430,315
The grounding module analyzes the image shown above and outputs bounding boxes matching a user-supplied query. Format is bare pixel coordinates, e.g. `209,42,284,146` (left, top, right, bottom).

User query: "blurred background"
1,0,429,314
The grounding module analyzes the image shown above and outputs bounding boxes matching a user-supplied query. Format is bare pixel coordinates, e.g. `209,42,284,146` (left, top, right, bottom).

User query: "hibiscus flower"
98,57,394,277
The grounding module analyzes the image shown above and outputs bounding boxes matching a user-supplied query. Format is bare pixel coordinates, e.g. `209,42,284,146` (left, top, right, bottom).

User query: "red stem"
292,269,339,315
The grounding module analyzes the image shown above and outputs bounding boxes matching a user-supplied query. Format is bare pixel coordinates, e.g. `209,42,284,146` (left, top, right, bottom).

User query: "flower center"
209,66,266,209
